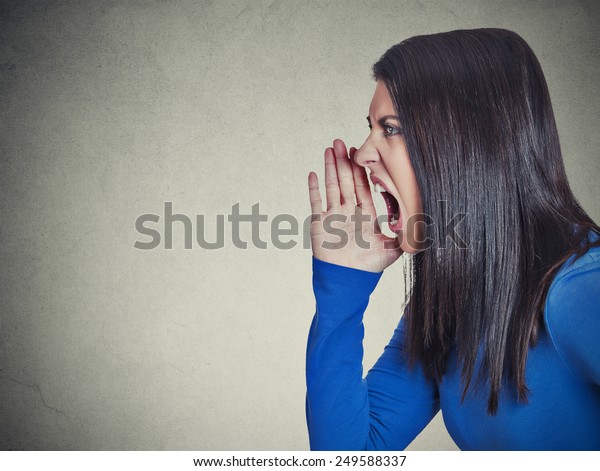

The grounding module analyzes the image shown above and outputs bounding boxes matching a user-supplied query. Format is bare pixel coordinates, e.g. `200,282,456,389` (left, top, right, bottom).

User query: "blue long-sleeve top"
305,241,600,450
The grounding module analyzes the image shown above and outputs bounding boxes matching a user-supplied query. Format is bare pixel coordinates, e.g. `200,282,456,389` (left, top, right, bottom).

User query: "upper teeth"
374,183,385,193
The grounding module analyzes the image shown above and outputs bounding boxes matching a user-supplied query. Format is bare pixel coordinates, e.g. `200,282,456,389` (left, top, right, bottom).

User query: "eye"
384,124,400,136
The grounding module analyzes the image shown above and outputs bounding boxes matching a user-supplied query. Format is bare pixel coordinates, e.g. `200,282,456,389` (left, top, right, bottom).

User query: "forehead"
369,81,395,116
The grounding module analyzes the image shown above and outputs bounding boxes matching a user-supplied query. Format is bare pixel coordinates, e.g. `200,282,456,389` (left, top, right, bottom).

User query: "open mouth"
373,183,401,231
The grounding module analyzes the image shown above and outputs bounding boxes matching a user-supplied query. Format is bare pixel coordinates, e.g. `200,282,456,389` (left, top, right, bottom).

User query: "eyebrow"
366,114,401,126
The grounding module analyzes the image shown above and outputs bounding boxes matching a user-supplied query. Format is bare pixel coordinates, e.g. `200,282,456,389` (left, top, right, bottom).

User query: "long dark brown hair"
372,28,600,414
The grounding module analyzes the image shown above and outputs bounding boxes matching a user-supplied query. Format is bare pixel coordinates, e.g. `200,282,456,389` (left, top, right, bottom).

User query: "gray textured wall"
0,0,598,450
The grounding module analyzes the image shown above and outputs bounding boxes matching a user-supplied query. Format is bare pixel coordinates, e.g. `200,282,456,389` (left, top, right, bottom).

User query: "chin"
395,210,428,254
400,241,427,254
396,226,428,254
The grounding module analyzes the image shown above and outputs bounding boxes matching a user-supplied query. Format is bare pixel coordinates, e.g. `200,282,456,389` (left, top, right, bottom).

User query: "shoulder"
546,242,600,306
544,240,600,384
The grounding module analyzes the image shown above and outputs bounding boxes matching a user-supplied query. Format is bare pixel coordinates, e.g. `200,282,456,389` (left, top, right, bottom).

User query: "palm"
308,139,403,273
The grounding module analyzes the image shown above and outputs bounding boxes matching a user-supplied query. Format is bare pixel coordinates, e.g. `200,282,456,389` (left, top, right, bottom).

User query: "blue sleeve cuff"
312,256,383,295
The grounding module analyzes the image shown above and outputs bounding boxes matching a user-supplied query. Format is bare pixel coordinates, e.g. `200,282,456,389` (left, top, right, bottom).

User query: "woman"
305,28,600,450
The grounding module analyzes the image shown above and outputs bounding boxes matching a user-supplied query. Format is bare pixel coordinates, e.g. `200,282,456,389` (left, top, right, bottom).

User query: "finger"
349,149,381,234
324,147,341,210
332,139,355,206
349,149,375,212
308,172,323,221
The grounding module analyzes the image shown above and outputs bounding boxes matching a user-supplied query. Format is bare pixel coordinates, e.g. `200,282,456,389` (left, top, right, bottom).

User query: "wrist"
312,256,383,289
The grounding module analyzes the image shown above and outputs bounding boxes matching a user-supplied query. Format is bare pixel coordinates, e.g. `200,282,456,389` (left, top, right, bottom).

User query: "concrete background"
0,0,598,450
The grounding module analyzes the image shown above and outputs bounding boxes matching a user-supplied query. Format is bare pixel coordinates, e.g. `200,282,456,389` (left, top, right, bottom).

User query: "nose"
353,136,380,167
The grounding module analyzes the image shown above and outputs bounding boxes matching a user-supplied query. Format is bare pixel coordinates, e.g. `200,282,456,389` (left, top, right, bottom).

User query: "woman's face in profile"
353,80,425,253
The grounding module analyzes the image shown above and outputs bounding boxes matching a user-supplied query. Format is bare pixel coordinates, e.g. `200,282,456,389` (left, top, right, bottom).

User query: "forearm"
305,256,440,451
305,256,381,450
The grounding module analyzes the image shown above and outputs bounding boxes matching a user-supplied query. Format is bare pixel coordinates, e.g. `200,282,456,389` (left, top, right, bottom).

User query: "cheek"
400,163,422,212
397,174,422,213
408,183,423,214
